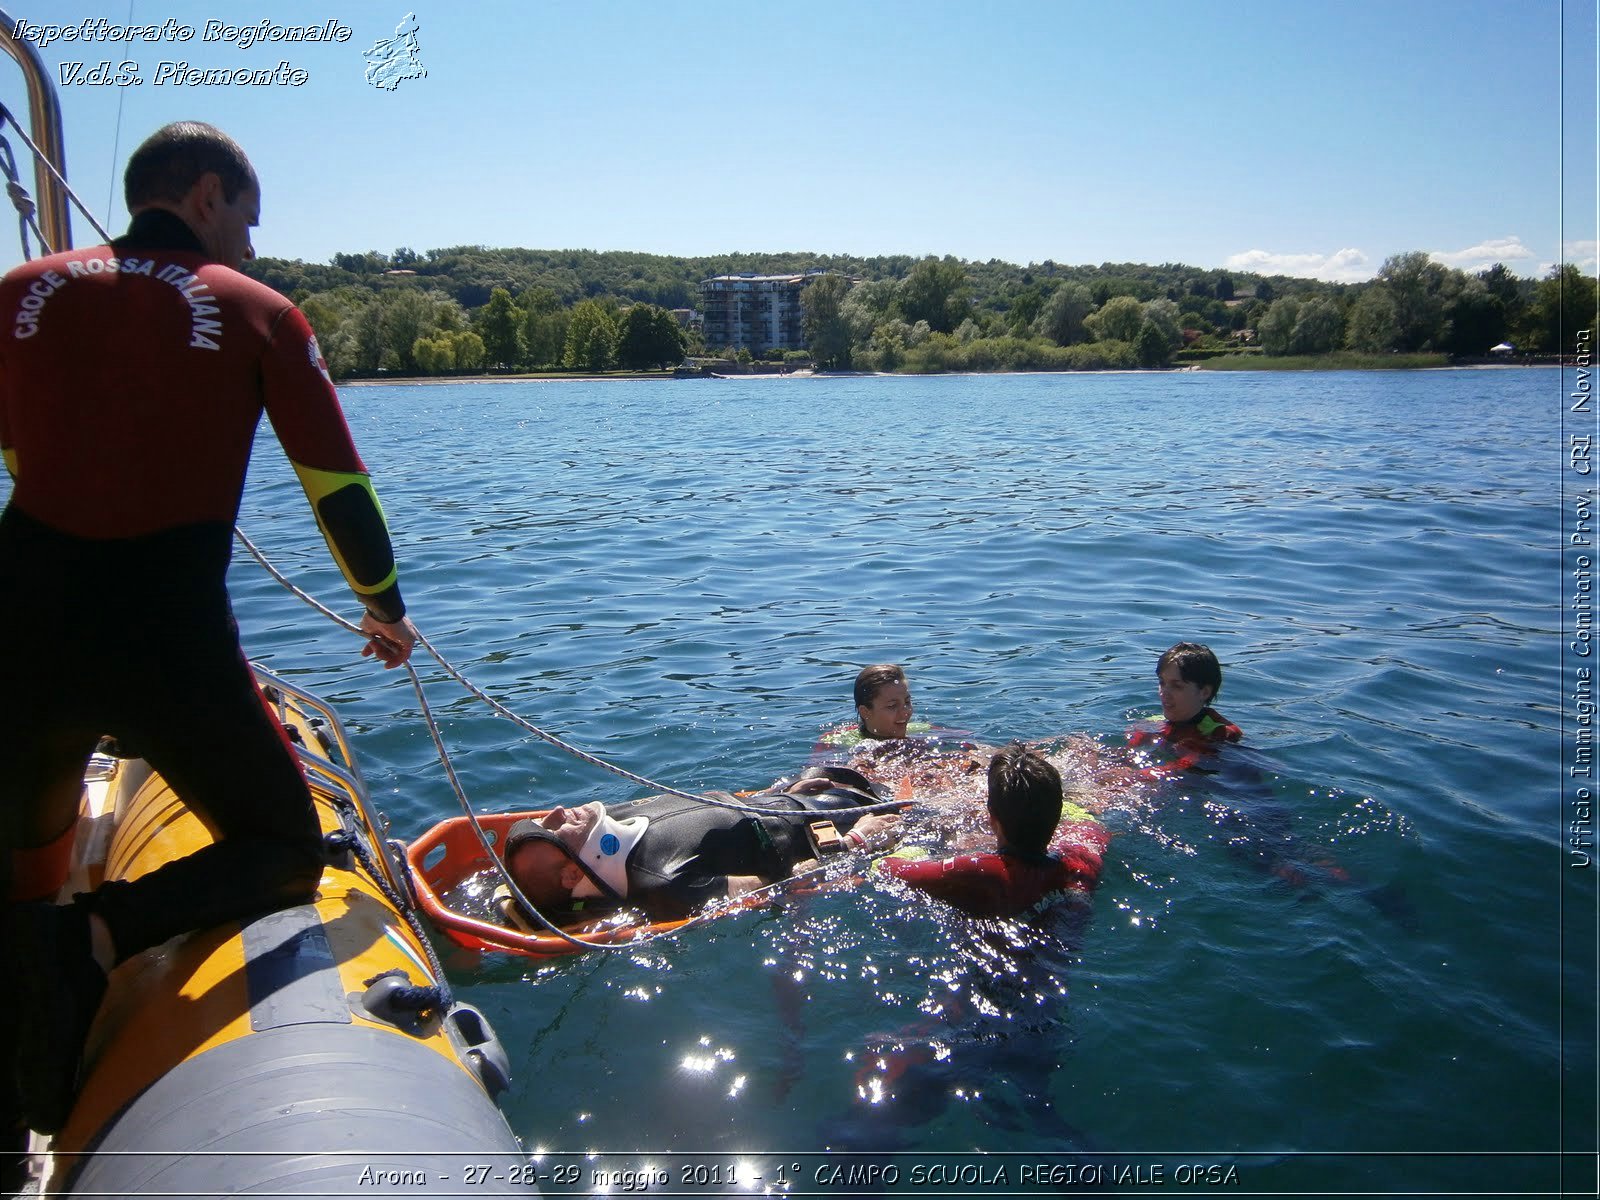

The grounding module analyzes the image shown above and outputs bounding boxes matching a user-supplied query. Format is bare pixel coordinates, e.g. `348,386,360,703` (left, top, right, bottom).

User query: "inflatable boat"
35,667,532,1197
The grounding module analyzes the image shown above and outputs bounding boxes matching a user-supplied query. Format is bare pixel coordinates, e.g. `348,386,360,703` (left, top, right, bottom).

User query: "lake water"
217,368,1585,1196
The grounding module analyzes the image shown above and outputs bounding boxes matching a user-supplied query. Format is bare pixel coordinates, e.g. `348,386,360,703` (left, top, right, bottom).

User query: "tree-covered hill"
242,244,1589,380
248,245,1304,315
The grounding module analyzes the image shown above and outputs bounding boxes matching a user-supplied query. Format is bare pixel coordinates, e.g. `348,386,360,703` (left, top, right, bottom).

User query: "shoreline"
342,370,681,387
340,361,1560,388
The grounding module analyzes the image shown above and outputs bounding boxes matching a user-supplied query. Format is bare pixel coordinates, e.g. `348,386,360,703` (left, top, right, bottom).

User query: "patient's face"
508,840,576,908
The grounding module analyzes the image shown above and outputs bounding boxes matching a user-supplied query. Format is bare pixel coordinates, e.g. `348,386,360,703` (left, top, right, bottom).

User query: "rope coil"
0,102,114,258
0,131,45,260
327,828,455,1001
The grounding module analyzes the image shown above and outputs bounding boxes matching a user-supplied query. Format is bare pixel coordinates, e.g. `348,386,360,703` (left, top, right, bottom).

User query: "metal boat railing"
0,6,72,254
253,664,409,899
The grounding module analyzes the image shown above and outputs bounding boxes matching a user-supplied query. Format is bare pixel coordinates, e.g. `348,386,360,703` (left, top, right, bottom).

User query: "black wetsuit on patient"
582,788,871,920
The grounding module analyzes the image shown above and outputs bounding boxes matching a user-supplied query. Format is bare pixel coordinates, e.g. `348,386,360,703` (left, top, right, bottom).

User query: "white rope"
0,104,113,245
232,527,895,953
233,529,901,819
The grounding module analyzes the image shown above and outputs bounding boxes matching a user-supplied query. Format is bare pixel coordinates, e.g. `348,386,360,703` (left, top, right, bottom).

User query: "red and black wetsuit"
878,817,1109,918
1127,707,1242,776
0,209,404,959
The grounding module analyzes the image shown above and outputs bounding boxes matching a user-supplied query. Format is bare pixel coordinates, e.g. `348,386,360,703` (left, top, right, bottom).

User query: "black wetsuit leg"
0,511,324,960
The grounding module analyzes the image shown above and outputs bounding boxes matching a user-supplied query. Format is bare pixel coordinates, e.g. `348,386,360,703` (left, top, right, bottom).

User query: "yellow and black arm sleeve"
290,461,406,623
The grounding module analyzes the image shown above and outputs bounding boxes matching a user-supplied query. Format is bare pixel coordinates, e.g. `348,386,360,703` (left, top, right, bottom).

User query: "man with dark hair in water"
878,743,1107,919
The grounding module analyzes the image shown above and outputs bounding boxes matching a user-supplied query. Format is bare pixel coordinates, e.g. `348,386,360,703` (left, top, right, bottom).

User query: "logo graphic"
363,12,425,91
307,334,334,385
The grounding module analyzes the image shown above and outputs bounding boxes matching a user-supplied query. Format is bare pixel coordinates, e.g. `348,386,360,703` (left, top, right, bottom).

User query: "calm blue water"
218,369,1582,1195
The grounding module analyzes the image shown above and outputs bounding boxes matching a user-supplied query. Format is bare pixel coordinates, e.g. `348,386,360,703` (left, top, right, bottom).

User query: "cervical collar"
570,810,649,900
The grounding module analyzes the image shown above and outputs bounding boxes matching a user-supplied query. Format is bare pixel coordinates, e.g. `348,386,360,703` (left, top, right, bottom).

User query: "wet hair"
985,742,1063,855
1157,641,1223,700
853,663,906,711
124,121,258,209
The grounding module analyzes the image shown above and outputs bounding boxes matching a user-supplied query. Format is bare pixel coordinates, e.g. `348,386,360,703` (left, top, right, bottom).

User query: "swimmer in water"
877,743,1107,919
854,663,914,740
1127,641,1243,774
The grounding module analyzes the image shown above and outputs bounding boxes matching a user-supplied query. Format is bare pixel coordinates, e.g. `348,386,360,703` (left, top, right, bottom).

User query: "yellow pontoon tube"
41,667,532,1197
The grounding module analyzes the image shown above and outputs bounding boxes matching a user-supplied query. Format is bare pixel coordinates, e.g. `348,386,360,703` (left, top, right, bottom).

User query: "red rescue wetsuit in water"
0,208,404,957
1127,706,1242,777
878,815,1109,919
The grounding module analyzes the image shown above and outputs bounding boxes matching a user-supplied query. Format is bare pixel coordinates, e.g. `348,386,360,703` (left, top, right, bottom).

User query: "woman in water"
816,665,993,813
854,663,914,740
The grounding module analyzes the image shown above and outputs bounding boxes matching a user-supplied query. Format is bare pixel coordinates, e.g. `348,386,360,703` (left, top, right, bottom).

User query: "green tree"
1007,285,1045,335
1440,277,1507,355
1141,298,1184,354
475,287,524,368
897,257,969,333
801,273,853,369
380,288,463,374
1033,283,1092,346
1377,251,1452,351
840,279,894,356
866,321,909,371
615,303,686,369
1257,298,1300,356
1520,264,1600,352
1479,263,1523,308
654,308,688,366
411,335,454,374
563,299,618,371
332,250,390,275
450,330,487,373
1289,297,1344,355
520,288,568,367
331,301,386,375
1134,321,1171,367
1345,287,1399,353
1084,295,1145,343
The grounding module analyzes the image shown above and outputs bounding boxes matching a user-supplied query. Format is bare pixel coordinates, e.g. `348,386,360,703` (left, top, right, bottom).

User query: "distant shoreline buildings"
698,271,828,354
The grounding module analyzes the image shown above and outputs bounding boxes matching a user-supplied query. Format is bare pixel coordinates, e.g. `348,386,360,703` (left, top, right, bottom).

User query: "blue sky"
2,0,1594,282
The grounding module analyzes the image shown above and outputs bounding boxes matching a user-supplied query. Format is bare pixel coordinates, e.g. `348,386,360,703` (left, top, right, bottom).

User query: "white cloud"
1227,237,1565,283
1222,248,1374,283
1563,240,1598,273
1428,236,1536,272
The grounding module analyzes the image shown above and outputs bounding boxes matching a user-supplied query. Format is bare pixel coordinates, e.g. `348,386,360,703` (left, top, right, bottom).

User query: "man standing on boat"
0,121,414,1147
